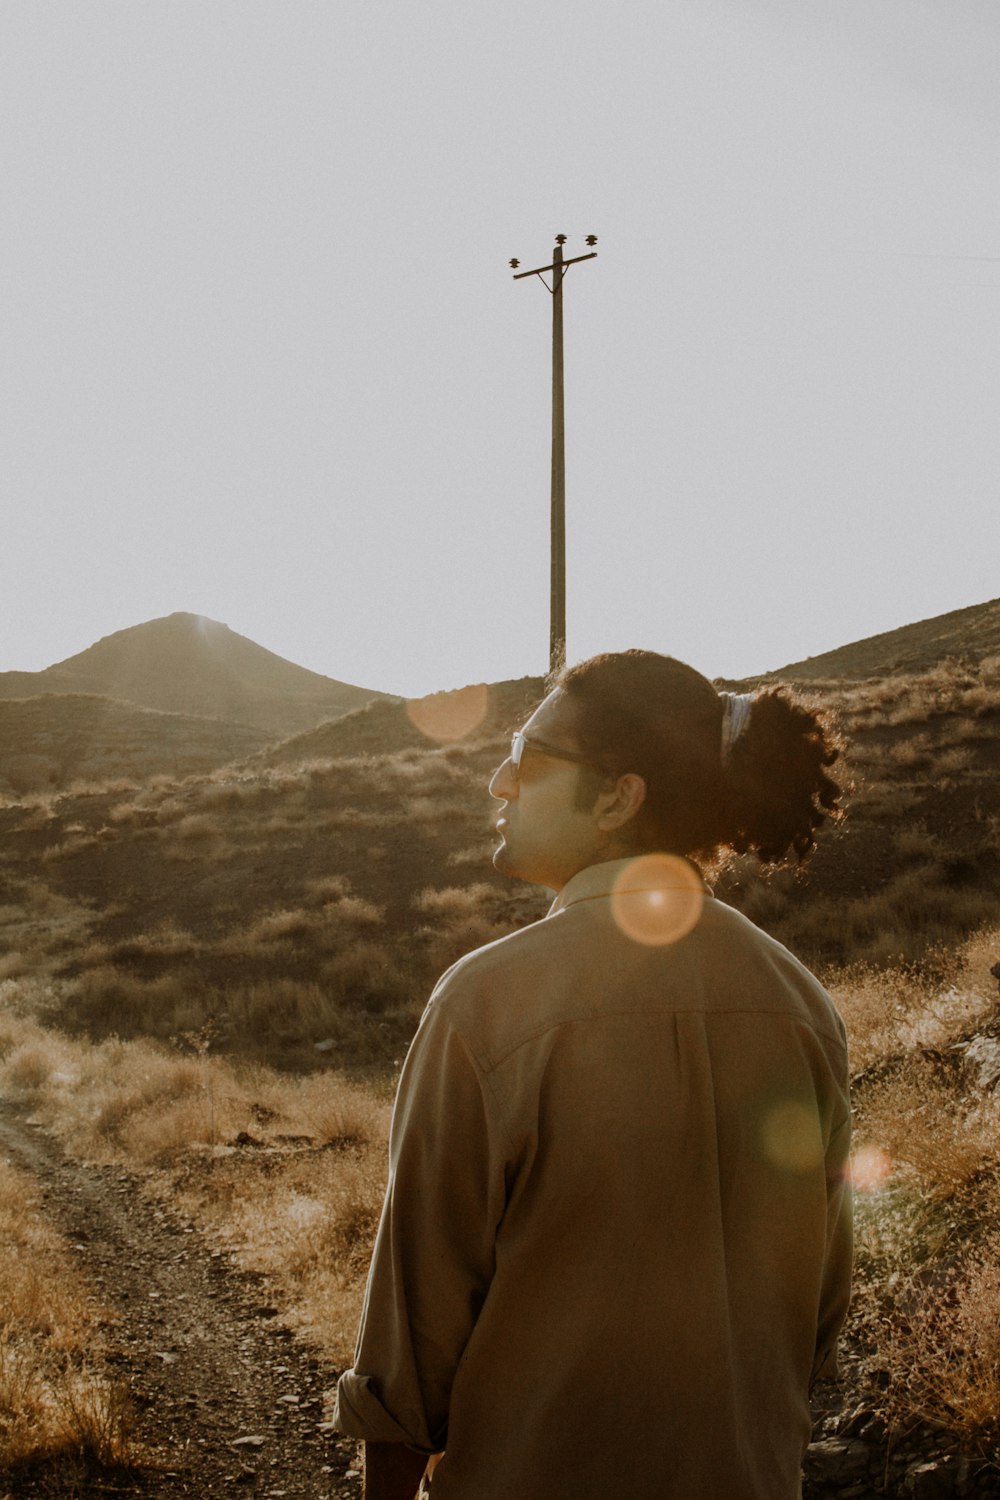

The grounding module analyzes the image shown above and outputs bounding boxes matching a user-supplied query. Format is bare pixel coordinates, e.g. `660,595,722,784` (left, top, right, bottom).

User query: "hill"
761,596,1000,682
0,613,393,735
256,676,546,768
0,694,271,798
0,650,997,1075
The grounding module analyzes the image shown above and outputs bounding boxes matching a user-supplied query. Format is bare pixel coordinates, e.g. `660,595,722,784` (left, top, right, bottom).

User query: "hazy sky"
3,1,998,696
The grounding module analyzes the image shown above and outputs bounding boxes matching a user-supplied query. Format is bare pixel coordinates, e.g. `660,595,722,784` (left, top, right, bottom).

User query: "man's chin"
493,838,529,881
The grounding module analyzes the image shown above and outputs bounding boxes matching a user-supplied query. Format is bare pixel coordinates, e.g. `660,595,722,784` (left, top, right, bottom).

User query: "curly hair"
556,650,841,865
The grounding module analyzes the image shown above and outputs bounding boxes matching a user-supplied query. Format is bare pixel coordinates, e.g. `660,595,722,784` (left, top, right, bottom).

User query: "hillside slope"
0,614,393,735
257,676,546,767
762,596,1000,682
0,656,997,1077
0,694,271,797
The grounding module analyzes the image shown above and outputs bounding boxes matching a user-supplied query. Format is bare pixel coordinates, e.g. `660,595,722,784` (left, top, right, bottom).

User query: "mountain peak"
1,615,392,735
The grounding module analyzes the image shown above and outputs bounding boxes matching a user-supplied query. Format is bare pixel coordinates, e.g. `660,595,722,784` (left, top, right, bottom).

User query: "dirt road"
0,1102,364,1498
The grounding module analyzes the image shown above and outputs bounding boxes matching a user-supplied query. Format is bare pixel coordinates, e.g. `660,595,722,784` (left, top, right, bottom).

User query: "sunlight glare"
406,683,489,743
610,854,704,947
761,1100,825,1174
850,1145,893,1192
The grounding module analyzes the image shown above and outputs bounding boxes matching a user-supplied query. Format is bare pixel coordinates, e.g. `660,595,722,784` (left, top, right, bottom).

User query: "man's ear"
594,772,647,832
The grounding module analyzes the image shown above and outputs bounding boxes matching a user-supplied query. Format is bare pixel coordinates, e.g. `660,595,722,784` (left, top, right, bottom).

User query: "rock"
902,1458,958,1498
837,1403,876,1438
804,1437,875,1485
962,1034,1000,1091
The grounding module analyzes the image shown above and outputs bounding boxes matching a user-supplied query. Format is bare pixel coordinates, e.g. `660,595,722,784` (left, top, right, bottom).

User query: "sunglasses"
509,731,597,782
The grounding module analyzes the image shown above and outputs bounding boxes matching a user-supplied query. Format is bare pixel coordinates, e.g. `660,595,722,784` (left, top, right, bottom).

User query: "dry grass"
844,926,1000,1447
0,1156,135,1475
876,1235,1000,1445
0,1009,390,1365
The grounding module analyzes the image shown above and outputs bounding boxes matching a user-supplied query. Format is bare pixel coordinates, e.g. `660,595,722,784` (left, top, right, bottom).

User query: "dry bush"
776,875,998,970
873,1231,1000,1447
855,1058,993,1198
303,874,352,905
174,812,219,841
886,734,934,772
247,907,319,944
243,898,385,951
413,883,498,919
935,745,975,779
321,941,410,1013
892,822,943,864
225,976,339,1036
41,834,100,862
845,931,1000,1449
0,1025,228,1162
0,950,41,982
447,843,492,867
178,1144,387,1364
59,965,203,1040
831,927,998,1072
405,793,475,823
828,966,910,1075
68,1051,210,1157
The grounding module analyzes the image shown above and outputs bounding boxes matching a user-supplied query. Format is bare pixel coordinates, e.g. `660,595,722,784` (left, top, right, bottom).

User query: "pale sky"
2,1,998,697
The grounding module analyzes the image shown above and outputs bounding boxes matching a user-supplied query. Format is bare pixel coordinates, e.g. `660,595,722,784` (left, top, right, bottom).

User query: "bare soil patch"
0,1102,362,1498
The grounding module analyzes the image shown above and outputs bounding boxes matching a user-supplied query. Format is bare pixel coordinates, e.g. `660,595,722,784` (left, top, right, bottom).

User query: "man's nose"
489,758,517,800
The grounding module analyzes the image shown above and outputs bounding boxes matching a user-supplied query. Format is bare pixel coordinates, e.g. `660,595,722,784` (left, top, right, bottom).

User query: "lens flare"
761,1100,825,1174
406,683,489,743
850,1145,893,1192
610,854,704,947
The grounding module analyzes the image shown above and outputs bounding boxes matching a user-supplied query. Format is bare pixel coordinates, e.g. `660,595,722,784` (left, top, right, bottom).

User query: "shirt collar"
547,856,711,917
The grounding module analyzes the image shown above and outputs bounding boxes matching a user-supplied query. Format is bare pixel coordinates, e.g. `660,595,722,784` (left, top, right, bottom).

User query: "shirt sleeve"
333,991,509,1452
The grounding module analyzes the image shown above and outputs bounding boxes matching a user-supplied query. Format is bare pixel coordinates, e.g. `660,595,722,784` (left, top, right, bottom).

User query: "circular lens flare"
850,1145,893,1192
761,1100,825,1174
610,854,704,947
406,683,489,743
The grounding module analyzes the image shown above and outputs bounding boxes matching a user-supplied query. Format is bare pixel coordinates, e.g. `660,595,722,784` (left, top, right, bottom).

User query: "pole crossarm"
511,250,597,289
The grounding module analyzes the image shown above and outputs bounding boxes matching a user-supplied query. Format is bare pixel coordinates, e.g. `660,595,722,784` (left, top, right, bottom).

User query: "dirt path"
0,1102,364,1498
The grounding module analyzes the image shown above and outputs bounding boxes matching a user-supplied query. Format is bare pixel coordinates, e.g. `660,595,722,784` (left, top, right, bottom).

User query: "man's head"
489,648,846,888
489,650,725,890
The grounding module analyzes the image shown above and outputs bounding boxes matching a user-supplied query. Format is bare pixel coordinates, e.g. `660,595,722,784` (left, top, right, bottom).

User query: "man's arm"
363,1440,430,1500
334,1003,505,1456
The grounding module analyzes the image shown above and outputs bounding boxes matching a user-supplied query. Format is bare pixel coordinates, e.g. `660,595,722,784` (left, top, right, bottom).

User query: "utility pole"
510,234,598,676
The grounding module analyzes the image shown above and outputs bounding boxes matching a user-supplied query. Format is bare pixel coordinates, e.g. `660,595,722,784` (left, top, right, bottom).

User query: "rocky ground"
2,1100,998,1498
804,1373,1000,1498
0,1103,362,1498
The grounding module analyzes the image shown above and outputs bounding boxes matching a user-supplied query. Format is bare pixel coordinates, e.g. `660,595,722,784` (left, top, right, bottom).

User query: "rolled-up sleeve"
333,992,508,1452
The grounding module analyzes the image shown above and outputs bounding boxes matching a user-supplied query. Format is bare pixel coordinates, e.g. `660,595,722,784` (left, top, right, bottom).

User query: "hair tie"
719,691,753,759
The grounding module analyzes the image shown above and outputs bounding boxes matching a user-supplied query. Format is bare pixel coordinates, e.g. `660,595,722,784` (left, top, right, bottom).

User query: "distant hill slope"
257,676,546,768
0,694,271,798
761,597,1000,682
0,614,393,735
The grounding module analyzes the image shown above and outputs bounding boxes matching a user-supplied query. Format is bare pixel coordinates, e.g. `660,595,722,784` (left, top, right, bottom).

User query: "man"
334,651,852,1499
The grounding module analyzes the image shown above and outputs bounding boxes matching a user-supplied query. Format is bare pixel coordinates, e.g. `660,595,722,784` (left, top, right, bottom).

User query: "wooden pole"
511,240,596,678
550,242,566,676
